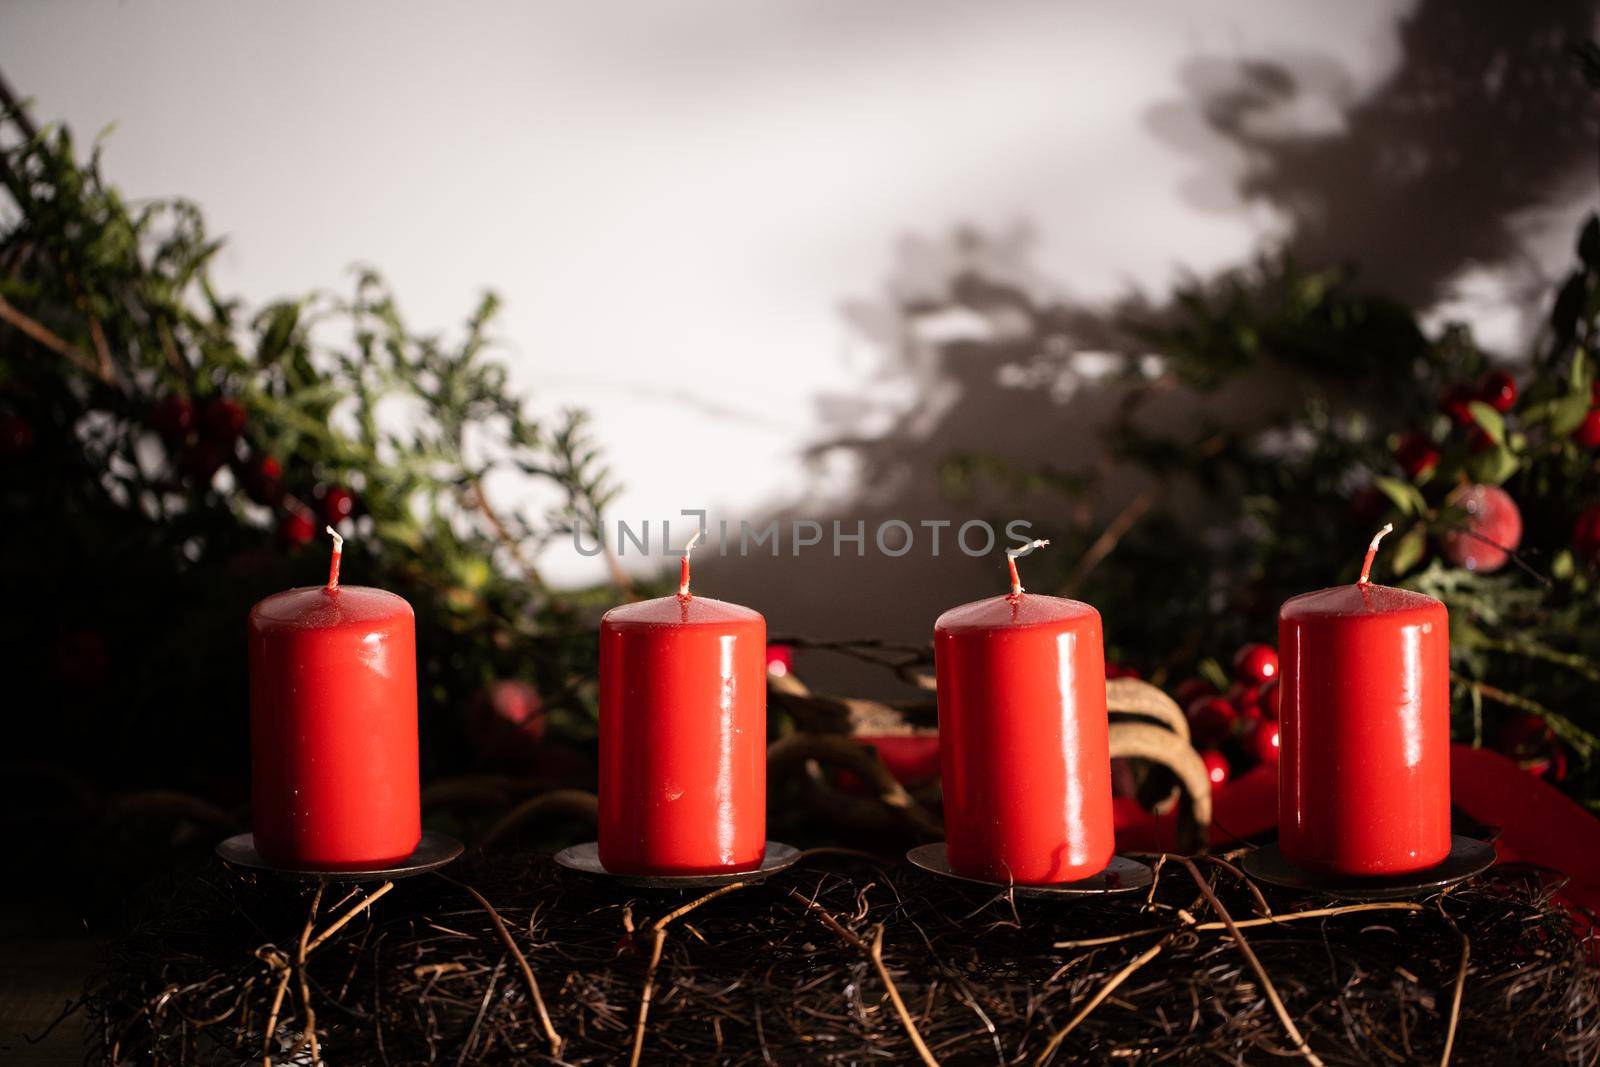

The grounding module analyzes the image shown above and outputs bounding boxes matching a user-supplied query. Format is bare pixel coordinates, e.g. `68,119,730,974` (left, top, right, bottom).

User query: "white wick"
1007,538,1051,562
677,528,702,597
1006,538,1051,596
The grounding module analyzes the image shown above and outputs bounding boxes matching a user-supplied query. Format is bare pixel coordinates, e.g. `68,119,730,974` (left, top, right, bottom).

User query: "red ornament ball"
1247,719,1281,764
1187,697,1237,749
1394,432,1440,479
1439,384,1477,425
1478,371,1517,413
1438,484,1522,573
1573,506,1600,563
1200,749,1231,788
318,485,357,525
0,414,35,460
1232,643,1279,685
1574,408,1600,449
279,510,317,546
149,395,195,441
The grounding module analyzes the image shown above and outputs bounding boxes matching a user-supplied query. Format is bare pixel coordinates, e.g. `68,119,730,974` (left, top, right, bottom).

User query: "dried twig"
0,291,109,381
1052,901,1426,949
1437,898,1470,1067
448,876,562,1057
787,888,940,1066
306,881,393,954
1176,856,1325,1066
631,881,752,1067
1034,937,1169,1066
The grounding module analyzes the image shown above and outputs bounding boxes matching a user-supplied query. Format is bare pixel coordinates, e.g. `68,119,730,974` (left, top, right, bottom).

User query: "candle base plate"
905,843,1152,897
1240,835,1496,900
215,831,464,883
553,841,802,889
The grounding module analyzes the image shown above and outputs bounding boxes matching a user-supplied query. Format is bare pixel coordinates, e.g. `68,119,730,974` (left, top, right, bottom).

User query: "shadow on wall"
704,0,1600,696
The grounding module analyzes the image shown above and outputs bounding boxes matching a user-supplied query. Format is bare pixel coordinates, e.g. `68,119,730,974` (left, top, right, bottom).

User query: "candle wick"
1358,523,1394,585
325,526,344,590
1005,538,1051,597
677,529,702,599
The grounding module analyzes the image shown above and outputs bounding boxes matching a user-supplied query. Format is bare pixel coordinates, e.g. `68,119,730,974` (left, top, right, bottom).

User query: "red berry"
766,644,795,678
1478,371,1517,413
1439,384,1476,425
1467,425,1495,453
318,485,356,524
1226,682,1262,722
1394,432,1440,479
1574,408,1600,448
149,395,195,441
1106,662,1141,680
1258,677,1281,718
243,454,284,505
1574,506,1600,563
1172,678,1217,707
201,397,247,442
1187,697,1237,748
1247,719,1281,764
0,414,34,460
1232,643,1279,685
1200,749,1231,788
1439,484,1522,573
280,510,317,545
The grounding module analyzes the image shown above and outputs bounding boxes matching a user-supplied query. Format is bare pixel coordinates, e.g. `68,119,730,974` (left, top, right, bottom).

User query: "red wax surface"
249,585,420,869
599,595,766,875
935,593,1114,884
1278,582,1451,875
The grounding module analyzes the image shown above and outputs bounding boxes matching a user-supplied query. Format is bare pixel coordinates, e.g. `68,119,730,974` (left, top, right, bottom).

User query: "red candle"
599,534,766,875
1278,524,1451,875
249,529,420,868
935,539,1114,884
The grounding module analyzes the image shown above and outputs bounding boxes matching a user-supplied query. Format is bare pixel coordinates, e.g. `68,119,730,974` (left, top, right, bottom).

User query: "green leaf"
1466,444,1520,485
1373,475,1426,516
1549,391,1591,437
1466,400,1505,445
1390,524,1427,576
1198,657,1229,691
1553,549,1576,582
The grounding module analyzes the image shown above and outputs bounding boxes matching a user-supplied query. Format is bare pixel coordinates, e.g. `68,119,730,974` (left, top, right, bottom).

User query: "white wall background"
2,0,1585,586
